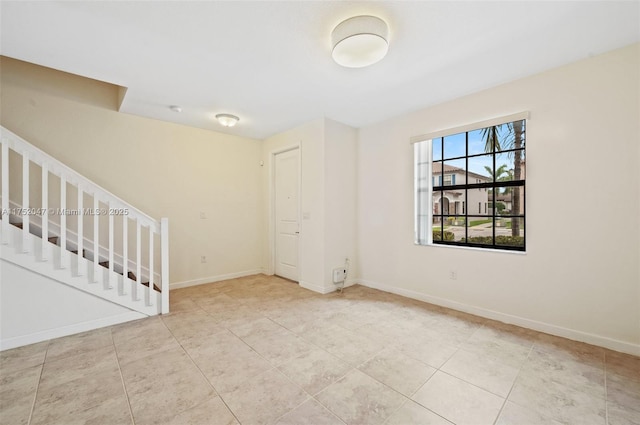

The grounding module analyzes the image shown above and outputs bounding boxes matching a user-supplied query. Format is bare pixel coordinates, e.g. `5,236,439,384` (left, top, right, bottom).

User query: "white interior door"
274,148,299,281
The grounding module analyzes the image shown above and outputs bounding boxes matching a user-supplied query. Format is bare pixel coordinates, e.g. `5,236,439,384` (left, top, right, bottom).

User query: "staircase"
1,126,169,319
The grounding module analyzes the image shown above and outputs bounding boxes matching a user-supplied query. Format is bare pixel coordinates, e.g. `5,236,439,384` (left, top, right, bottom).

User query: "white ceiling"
1,1,639,140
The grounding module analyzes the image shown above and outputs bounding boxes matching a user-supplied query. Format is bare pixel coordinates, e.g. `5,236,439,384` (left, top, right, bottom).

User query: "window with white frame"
414,116,526,251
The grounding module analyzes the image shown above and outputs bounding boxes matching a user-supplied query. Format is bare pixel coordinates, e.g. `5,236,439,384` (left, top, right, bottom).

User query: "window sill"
416,242,527,255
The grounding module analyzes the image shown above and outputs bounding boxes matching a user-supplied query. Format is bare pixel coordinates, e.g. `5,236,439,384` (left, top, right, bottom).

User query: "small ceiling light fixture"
215,113,240,127
331,15,389,68
169,105,182,112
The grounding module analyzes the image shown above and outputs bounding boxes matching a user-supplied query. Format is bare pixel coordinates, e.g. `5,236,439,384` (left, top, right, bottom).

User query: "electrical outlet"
200,212,207,219
449,270,457,280
201,256,207,263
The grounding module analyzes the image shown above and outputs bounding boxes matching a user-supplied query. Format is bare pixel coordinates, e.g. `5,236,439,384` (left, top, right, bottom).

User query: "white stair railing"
0,126,169,315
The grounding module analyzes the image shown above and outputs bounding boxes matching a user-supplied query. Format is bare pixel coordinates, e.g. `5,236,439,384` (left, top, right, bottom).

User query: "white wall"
262,119,326,289
261,118,358,293
1,57,264,287
324,119,358,287
356,44,640,354
0,259,144,350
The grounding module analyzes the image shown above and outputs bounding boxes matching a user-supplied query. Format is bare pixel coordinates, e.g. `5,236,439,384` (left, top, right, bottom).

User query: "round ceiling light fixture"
215,113,240,127
331,15,389,68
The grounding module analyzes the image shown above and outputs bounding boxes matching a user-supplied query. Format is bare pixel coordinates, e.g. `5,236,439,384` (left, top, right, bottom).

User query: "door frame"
268,144,301,281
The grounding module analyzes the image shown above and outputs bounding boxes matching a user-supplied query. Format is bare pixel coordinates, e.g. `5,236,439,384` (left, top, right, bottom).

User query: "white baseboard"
358,278,640,357
300,278,357,295
299,280,334,294
0,311,146,351
170,269,264,290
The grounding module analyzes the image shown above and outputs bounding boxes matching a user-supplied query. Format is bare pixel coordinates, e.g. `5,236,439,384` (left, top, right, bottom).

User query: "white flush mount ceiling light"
215,113,239,127
331,15,389,68
169,105,182,112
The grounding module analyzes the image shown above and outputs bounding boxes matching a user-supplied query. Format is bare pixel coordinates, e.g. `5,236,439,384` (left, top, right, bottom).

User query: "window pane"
443,132,465,159
442,216,463,241
467,154,493,182
465,215,493,245
432,137,442,161
468,129,487,156
494,185,524,216
495,217,524,248
441,159,465,186
495,150,525,182
496,120,525,152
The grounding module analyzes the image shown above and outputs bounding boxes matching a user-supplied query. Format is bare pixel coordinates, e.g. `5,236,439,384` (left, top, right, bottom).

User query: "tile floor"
1,274,639,425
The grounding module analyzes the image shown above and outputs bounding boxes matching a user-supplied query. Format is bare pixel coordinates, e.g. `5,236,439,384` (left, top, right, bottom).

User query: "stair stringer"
1,223,160,316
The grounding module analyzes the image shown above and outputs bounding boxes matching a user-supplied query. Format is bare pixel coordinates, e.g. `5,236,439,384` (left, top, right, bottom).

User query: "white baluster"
93,197,99,282
148,229,154,306
161,218,169,314
1,142,8,245
136,221,141,301
122,216,128,295
108,212,114,289
41,163,48,261
22,152,29,252
77,185,83,276
59,176,67,268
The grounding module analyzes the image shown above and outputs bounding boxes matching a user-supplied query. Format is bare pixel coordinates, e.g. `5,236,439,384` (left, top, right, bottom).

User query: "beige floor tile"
302,324,384,366
241,328,315,366
228,316,285,339
112,318,181,365
167,396,239,425
34,393,132,425
0,364,41,425
188,332,273,394
213,304,267,330
522,348,605,399
411,371,504,425
606,350,640,412
608,401,640,425
607,374,640,413
39,345,119,391
121,346,215,425
31,369,127,425
6,275,631,425
268,310,319,330
534,333,605,367
275,398,344,425
221,369,308,425
472,320,537,348
395,334,459,369
315,369,407,425
495,401,563,425
509,368,606,425
0,340,48,373
358,347,436,397
278,349,352,396
606,350,640,378
45,327,112,362
168,296,202,313
289,317,342,336
440,347,521,397
384,399,452,425
162,310,224,343
354,321,414,346
181,328,247,356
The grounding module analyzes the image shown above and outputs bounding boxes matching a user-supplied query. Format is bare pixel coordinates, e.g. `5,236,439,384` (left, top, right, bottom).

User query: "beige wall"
357,44,640,352
1,57,263,285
